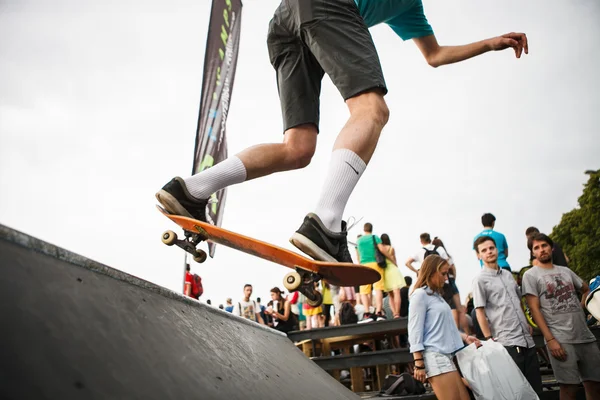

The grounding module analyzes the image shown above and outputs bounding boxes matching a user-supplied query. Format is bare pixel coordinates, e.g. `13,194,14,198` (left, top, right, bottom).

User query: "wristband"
414,365,425,370
547,337,556,343
413,358,423,362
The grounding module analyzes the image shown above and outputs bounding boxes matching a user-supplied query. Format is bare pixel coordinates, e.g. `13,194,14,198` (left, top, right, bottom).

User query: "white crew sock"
184,156,247,199
313,149,366,232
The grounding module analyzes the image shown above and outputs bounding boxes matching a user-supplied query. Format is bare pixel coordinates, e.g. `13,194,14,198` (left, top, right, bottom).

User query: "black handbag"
373,236,387,268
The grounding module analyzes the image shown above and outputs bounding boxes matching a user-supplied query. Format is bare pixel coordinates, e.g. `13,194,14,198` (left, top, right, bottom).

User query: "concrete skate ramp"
0,224,360,400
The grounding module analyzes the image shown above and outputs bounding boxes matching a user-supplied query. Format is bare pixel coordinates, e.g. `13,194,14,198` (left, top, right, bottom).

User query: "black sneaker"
289,213,352,263
358,313,375,324
155,177,209,222
375,312,387,322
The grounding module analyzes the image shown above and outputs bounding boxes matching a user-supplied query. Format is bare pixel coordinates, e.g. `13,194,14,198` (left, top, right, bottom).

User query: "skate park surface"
0,223,360,400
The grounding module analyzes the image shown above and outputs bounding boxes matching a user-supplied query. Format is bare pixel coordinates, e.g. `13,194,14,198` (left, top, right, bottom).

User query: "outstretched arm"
413,33,528,68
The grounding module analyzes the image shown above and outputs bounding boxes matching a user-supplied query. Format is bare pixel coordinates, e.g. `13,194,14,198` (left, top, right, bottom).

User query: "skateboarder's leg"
156,127,317,221
237,126,317,180
157,3,323,221
288,0,389,263
183,126,317,199
312,91,388,231
298,0,388,232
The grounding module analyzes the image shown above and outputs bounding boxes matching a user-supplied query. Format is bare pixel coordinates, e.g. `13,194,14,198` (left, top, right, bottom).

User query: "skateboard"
157,205,380,306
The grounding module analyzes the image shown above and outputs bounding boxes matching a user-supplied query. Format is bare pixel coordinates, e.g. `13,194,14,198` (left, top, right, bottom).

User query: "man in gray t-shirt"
473,236,541,395
523,233,600,398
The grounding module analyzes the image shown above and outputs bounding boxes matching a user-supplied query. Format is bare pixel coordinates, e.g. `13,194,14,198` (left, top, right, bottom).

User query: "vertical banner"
192,0,243,257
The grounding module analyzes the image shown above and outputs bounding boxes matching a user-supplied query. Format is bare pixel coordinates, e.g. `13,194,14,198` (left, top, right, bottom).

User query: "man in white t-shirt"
232,284,265,325
405,233,449,274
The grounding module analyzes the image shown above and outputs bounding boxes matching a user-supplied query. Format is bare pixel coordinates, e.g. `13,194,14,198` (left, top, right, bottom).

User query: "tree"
551,169,600,282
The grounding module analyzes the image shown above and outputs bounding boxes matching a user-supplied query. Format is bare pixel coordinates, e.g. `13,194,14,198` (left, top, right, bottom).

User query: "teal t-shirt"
356,234,382,264
354,0,434,41
473,229,510,268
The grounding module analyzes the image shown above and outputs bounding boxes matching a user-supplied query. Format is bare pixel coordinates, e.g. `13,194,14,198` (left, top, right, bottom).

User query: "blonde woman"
408,255,479,400
380,233,406,318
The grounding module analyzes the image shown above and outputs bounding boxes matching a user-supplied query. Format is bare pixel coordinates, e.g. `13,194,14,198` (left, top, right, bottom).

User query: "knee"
289,146,314,169
349,92,389,128
373,99,390,128
283,125,317,169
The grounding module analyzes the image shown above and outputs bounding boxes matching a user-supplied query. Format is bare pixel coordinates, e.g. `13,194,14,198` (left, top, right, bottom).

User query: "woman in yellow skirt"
320,280,334,327
380,233,406,318
303,282,323,329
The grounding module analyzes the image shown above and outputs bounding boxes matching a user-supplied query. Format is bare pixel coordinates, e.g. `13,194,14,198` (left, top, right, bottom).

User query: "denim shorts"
423,349,457,378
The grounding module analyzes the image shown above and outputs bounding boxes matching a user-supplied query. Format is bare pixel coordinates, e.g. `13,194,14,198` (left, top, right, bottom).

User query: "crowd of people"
185,212,599,400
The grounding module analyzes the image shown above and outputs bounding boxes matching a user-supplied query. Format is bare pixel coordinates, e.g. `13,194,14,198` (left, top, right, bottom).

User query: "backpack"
380,373,426,396
590,276,600,292
339,302,358,325
259,304,268,323
423,245,440,259
191,274,203,299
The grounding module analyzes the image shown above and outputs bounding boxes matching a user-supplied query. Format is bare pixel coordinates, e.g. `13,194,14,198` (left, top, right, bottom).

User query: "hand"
488,32,529,58
528,325,533,336
465,335,481,347
547,339,567,361
413,366,427,383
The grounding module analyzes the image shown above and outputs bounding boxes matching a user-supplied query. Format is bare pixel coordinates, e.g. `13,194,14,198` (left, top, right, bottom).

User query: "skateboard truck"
283,268,323,307
161,230,207,263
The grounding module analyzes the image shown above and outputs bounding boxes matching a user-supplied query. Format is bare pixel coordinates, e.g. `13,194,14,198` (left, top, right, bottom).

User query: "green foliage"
551,170,600,282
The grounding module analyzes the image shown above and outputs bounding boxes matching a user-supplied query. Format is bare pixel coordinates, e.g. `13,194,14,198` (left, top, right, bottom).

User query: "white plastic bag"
455,340,539,400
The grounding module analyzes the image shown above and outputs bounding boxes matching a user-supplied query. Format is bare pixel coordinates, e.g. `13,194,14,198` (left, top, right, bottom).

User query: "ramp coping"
0,222,283,335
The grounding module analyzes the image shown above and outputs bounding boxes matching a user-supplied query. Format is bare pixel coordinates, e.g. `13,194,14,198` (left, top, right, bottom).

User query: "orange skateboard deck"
157,205,380,291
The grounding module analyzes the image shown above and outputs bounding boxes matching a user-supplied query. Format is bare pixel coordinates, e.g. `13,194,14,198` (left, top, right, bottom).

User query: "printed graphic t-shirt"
522,265,595,344
232,300,259,322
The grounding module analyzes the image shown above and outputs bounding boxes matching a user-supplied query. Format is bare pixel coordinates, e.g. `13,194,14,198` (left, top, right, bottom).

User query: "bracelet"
414,365,425,370
547,337,556,343
485,336,493,340
413,358,423,362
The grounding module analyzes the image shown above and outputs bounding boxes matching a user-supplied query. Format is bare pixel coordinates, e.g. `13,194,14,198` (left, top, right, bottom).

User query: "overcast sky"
1,0,598,308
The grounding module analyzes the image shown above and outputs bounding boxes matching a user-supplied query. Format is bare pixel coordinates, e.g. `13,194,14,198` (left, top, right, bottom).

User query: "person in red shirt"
184,264,193,297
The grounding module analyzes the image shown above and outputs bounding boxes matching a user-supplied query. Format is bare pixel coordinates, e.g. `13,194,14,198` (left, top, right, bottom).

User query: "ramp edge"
0,222,282,335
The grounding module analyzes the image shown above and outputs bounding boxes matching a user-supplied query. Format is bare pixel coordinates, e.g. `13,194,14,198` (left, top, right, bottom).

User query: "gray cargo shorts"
267,0,387,132
548,342,600,384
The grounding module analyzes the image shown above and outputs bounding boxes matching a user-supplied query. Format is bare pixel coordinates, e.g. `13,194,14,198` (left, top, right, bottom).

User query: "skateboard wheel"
193,250,207,263
283,271,302,292
306,291,323,307
161,230,177,246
